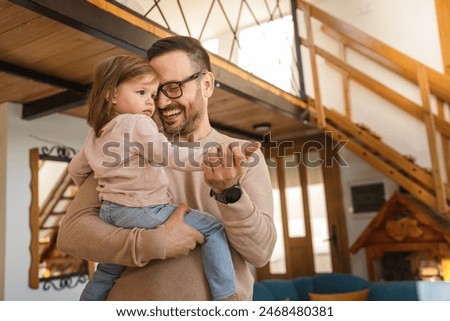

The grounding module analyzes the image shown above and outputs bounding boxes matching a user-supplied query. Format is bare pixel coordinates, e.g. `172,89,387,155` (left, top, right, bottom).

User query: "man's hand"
204,141,261,193
163,203,205,258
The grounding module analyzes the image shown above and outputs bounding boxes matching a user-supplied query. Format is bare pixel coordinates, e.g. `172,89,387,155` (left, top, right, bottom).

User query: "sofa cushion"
291,276,314,301
369,281,418,301
254,279,300,301
309,288,369,301
312,273,370,293
252,273,422,301
253,282,277,301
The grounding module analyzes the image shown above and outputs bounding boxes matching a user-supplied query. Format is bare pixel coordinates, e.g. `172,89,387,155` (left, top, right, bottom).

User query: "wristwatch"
209,184,242,204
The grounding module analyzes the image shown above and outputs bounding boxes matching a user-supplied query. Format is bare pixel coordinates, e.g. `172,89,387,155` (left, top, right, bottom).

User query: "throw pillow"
309,288,369,301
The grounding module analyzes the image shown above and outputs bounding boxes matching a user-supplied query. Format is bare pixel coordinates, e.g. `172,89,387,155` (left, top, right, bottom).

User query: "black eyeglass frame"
155,71,206,100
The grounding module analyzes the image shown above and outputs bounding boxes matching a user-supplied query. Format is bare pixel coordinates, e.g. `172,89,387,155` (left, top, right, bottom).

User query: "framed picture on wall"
349,179,386,216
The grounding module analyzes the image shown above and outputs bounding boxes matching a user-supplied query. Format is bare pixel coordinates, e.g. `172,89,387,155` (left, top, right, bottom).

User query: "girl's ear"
105,88,117,104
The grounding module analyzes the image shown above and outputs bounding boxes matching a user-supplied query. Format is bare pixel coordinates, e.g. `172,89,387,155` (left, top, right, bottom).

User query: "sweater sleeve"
134,117,204,172
218,148,277,268
68,148,92,187
57,173,167,266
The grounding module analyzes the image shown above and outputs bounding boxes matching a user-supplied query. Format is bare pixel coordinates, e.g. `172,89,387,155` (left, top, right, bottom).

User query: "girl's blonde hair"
87,55,157,137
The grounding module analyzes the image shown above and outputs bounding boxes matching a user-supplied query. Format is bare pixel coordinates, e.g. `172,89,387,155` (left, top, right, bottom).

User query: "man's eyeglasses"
155,71,206,100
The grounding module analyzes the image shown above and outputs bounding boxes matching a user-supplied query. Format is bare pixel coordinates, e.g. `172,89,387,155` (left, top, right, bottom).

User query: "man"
57,36,276,300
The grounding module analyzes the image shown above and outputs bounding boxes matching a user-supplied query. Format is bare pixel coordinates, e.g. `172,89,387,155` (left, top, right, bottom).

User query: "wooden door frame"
321,134,351,273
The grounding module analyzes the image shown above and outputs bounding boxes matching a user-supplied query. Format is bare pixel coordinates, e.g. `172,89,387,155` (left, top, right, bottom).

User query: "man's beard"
158,103,202,137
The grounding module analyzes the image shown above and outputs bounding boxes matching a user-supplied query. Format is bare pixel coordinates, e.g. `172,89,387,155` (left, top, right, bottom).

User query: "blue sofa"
253,273,450,301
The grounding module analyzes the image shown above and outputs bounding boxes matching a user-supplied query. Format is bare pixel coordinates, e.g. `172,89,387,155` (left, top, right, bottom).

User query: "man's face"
150,50,208,137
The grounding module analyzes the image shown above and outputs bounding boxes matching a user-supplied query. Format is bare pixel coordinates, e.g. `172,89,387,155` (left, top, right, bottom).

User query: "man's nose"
155,94,173,108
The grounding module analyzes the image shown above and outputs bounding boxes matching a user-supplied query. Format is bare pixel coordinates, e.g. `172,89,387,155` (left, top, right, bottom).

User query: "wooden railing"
296,0,450,217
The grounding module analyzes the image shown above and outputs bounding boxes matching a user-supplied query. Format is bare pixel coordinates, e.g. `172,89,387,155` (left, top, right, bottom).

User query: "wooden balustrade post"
302,2,326,129
417,65,448,214
437,99,450,184
338,42,352,119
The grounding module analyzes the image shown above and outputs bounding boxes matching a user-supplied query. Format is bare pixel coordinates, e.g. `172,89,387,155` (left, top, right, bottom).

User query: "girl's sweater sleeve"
133,117,204,172
68,148,92,187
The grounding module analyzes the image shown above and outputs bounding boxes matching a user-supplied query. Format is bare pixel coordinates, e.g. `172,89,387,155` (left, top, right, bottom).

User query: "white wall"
339,149,399,279
2,102,88,300
0,104,7,300
308,0,442,70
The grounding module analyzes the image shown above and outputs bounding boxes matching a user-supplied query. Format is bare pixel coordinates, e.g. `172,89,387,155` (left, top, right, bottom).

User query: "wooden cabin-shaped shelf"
350,192,450,281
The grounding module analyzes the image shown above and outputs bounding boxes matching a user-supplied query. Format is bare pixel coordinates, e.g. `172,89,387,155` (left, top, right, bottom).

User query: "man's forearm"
220,191,276,267
57,174,166,266
219,155,276,267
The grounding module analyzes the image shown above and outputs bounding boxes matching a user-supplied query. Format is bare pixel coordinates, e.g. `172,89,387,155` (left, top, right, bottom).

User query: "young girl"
68,55,237,301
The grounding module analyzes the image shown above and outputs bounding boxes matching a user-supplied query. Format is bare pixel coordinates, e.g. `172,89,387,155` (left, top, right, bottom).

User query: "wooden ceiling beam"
210,121,263,141
10,0,153,56
22,90,86,120
0,59,90,119
0,60,89,93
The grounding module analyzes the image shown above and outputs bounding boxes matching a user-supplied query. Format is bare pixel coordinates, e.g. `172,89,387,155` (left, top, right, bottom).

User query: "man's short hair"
147,36,212,72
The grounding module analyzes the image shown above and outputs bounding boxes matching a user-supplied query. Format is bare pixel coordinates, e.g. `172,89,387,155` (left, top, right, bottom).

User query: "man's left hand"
203,141,261,193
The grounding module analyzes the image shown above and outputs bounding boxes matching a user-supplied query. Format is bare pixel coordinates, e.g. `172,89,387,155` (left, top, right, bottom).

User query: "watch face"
226,186,242,203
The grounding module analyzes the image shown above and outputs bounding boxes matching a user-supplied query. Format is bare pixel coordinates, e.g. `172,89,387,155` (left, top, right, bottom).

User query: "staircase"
295,1,450,218
29,148,91,289
37,167,78,274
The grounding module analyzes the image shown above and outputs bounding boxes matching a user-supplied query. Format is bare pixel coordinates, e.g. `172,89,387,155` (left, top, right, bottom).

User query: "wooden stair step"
404,154,417,163
48,211,66,216
355,122,382,140
60,196,75,200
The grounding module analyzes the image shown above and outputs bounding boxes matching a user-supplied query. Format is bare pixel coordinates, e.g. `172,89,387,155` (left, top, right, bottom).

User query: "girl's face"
112,74,158,117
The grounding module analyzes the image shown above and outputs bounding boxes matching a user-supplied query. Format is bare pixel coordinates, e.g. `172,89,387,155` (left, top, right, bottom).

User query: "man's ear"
203,71,215,98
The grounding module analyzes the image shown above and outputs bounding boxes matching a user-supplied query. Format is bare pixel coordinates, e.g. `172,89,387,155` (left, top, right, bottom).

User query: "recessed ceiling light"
253,123,271,132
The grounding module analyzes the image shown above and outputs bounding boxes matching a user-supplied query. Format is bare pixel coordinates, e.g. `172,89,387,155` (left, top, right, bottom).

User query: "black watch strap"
210,184,242,204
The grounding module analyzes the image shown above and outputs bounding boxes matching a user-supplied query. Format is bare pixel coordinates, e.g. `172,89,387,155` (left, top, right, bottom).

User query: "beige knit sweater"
57,129,276,300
